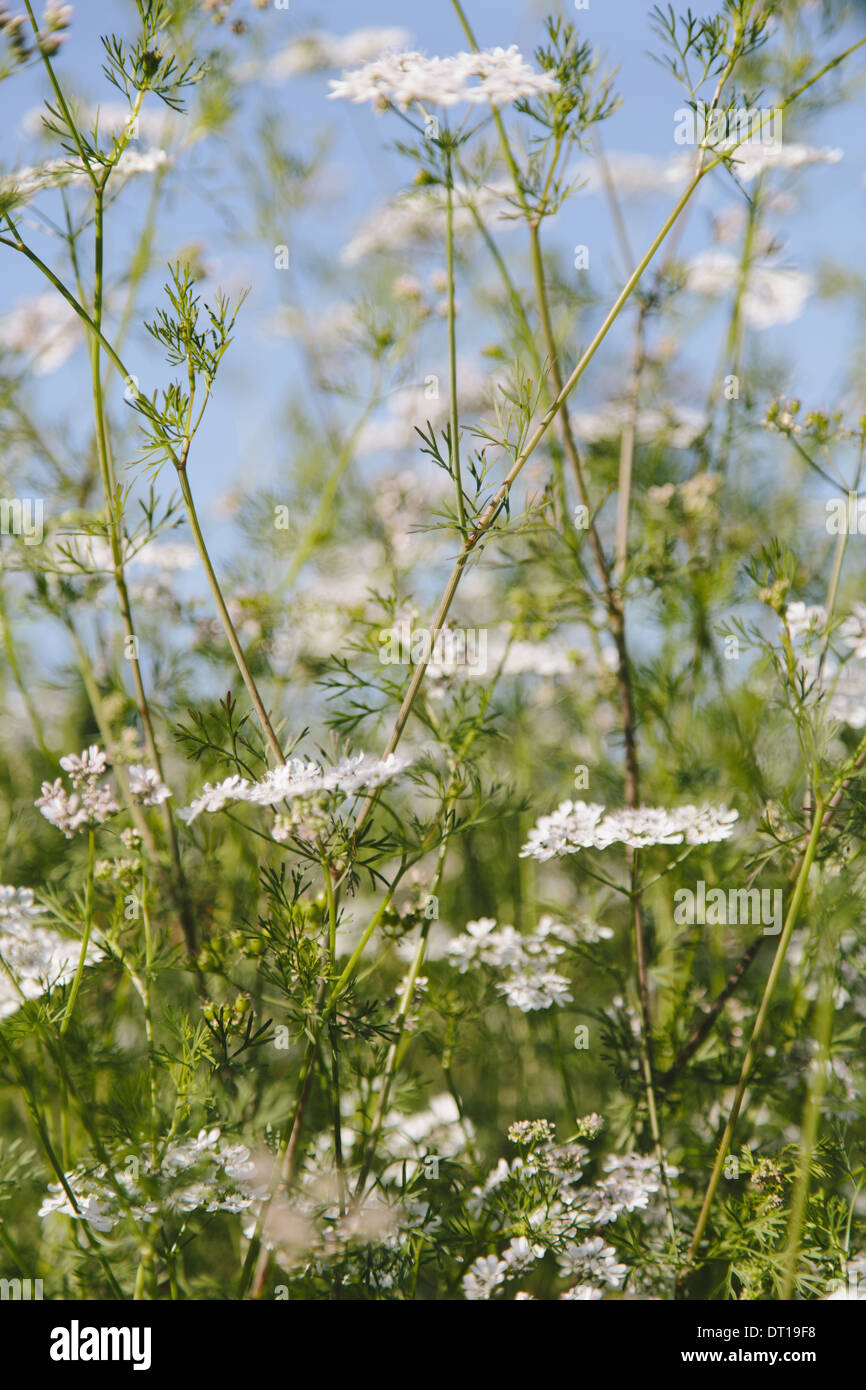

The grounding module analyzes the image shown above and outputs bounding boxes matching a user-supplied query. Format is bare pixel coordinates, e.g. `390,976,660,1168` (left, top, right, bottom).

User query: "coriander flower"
329,45,557,111
685,249,812,330
179,752,411,827
59,744,109,785
508,1118,557,1146
0,148,169,210
785,601,827,642
264,27,410,79
127,764,172,806
536,913,613,946
0,884,103,1022
575,1113,605,1140
448,913,611,1013
726,141,842,183
502,1236,544,1272
498,967,573,1012
839,604,866,660
584,1153,679,1224
0,291,81,375
462,1253,509,1300
39,1128,266,1233
558,1236,627,1287
36,745,119,837
520,799,738,861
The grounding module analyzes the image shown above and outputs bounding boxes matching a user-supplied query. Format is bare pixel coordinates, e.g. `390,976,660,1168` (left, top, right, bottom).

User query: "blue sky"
2,0,865,561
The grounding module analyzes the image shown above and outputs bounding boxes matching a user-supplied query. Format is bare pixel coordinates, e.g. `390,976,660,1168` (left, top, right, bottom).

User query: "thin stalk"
614,307,646,586
88,185,196,954
239,883,403,1297
329,1026,346,1216
355,689,496,1196
780,923,835,1298
59,828,95,1035
140,874,160,1163
0,586,51,755
529,213,667,1223
0,224,134,387
684,801,826,1270
65,617,159,858
657,935,764,1086
23,0,98,187
355,167,707,835
0,1030,125,1298
631,851,678,1249
444,147,467,536
322,855,345,1211
175,466,285,766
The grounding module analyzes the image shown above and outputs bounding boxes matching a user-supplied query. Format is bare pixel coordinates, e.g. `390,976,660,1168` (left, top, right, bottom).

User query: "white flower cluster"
340,181,516,264
685,250,812,330
557,1235,628,1289
329,45,557,111
0,291,81,375
508,1118,557,1146
839,604,866,660
520,800,738,861
575,1112,605,1139
39,1129,265,1234
380,1092,472,1162
462,1237,545,1300
726,141,842,183
785,601,827,643
571,401,705,451
788,602,866,728
35,746,170,834
447,914,610,1013
179,752,411,826
127,764,172,806
264,27,410,79
36,745,119,837
0,884,103,1022
584,1152,677,1225
1,148,169,209
461,1122,676,1300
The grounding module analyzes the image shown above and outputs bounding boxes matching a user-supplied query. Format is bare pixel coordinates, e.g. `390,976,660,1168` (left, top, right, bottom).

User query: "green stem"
684,801,826,1270
87,186,196,955
175,466,285,766
238,882,403,1298
444,148,466,536
780,911,836,1298
23,0,98,187
59,829,95,1035
0,585,51,755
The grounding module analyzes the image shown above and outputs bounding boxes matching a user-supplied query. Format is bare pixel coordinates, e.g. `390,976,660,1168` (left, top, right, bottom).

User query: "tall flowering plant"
0,0,864,1305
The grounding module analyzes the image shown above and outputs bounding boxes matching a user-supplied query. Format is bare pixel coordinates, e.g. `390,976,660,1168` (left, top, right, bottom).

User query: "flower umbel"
36,746,119,837
329,45,558,111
